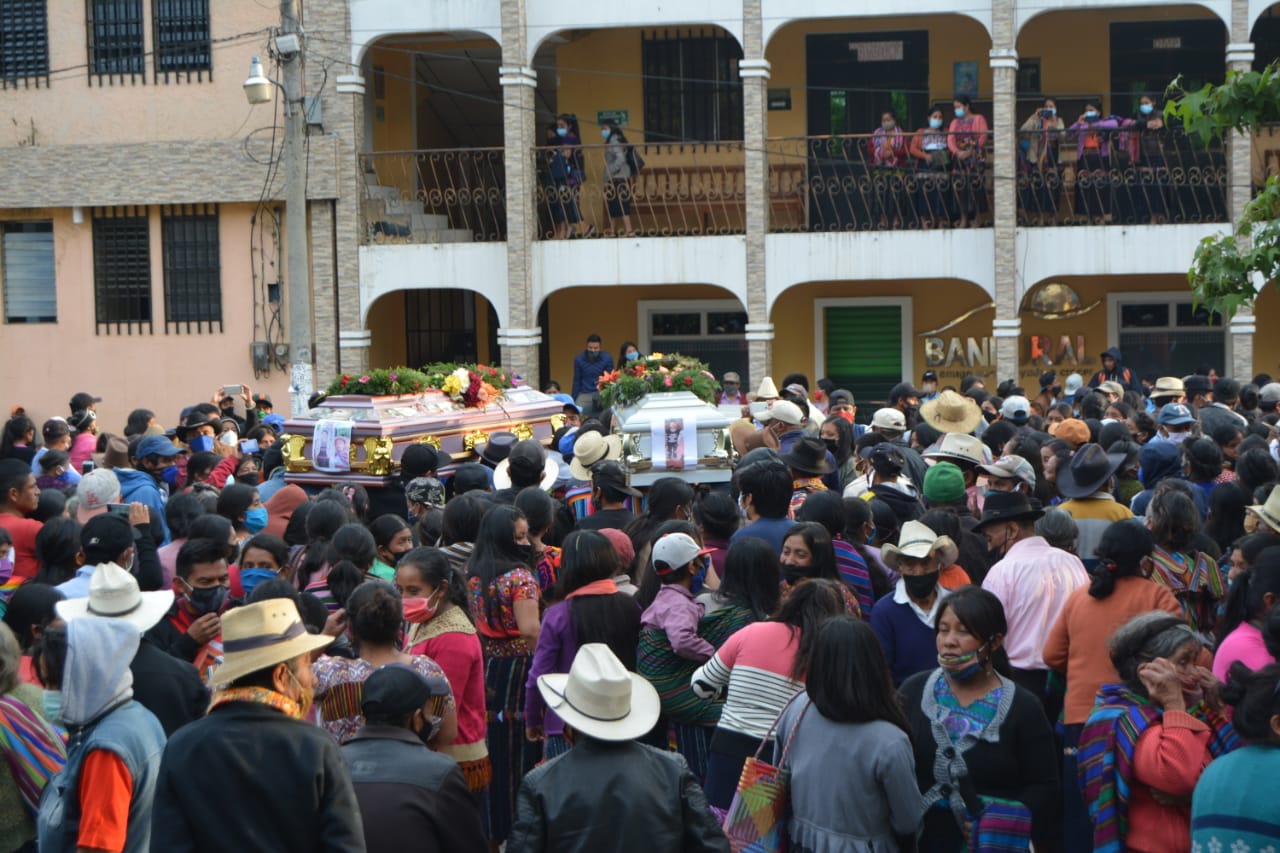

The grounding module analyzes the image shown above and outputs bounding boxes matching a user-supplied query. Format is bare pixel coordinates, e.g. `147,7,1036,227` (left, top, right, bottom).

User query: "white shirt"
892,579,950,627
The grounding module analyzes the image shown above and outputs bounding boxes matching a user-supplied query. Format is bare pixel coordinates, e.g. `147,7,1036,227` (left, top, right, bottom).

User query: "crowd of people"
2,348,1280,852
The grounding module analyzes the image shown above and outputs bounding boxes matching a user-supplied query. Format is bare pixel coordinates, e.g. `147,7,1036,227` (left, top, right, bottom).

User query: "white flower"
1230,840,1249,853
451,367,471,385
1209,840,1223,853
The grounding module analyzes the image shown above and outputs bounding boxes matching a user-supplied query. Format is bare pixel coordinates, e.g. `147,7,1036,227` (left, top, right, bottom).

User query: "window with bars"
0,1,49,88
153,0,210,81
93,209,152,333
87,0,145,81
2,221,56,323
162,205,221,331
642,31,743,142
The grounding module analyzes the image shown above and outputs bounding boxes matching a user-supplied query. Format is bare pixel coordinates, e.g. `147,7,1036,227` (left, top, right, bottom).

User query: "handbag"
626,144,645,176
721,696,810,853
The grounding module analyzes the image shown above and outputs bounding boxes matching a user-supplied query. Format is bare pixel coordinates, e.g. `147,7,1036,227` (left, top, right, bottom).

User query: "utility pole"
280,0,313,415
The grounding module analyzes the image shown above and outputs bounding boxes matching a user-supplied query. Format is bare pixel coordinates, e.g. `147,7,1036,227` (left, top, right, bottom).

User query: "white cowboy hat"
568,430,624,481
879,520,959,570
55,562,174,633
536,643,660,742
209,599,333,687
1249,487,1280,535
923,433,987,467
919,389,983,435
751,377,779,401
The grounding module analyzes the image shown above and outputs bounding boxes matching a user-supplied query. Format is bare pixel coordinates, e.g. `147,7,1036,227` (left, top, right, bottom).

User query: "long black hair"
781,522,839,588
822,416,854,466
1221,661,1280,742
842,497,895,599
806,617,909,734
936,586,1013,677
634,519,701,608
466,505,531,628
772,579,845,680
1089,519,1155,600
624,477,694,555
709,537,781,620
1217,545,1280,646
397,546,470,621
557,531,642,669
441,493,487,546
3,583,62,652
298,500,349,588
1204,482,1249,553
324,524,378,610
216,484,258,531
34,517,82,586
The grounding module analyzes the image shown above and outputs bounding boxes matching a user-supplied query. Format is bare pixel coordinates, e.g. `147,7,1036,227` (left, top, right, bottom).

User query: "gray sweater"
604,137,631,180
774,696,924,852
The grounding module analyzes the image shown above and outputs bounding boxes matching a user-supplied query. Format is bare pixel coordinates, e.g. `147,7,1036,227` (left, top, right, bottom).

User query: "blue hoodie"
115,468,171,544
1129,441,1208,517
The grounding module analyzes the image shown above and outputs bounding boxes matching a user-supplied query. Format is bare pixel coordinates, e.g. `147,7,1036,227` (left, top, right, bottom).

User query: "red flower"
684,376,693,386
340,375,350,387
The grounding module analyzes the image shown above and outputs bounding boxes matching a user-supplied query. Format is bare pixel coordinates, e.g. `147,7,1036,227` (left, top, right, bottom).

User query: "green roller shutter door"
823,305,902,415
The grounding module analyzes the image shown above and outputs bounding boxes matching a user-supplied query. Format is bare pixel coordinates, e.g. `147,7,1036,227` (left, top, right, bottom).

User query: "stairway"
363,171,475,245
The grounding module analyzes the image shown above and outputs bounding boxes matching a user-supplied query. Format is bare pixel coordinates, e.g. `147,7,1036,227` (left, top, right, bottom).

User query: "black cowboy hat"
780,436,833,476
477,431,519,468
1056,442,1126,500
973,491,1045,531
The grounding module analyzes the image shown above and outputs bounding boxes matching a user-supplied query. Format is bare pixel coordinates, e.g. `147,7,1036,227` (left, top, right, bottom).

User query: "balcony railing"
359,149,506,245
1014,126,1227,225
534,142,748,238
766,133,995,232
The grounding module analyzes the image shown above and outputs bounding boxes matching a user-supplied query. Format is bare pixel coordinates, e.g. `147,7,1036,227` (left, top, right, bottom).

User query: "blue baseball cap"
1157,403,1196,426
136,435,185,459
261,413,286,431
552,393,581,414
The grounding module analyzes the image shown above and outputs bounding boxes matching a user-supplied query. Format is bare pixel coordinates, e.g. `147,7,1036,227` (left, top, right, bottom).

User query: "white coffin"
613,391,734,485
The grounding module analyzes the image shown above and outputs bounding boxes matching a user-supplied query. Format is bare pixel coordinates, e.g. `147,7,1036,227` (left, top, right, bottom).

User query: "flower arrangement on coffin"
597,352,721,410
421,363,515,409
327,367,431,397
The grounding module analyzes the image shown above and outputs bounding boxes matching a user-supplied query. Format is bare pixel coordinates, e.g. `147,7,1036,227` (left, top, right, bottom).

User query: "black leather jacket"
507,738,730,853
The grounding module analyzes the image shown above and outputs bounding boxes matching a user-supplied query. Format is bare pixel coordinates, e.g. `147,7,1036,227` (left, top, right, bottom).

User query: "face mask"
881,121,895,132
690,562,708,596
1085,110,1099,121
556,127,568,137
238,471,261,487
929,118,943,129
982,409,998,424
243,507,268,534
939,641,990,681
403,591,443,624
186,582,229,615
902,571,939,600
239,568,278,598
42,689,62,723
823,438,840,456
601,128,611,139
219,431,238,447
1139,103,1154,115
1164,431,1191,445
0,556,12,581
287,668,314,720
1042,107,1056,117
585,350,600,362
626,351,640,361
515,544,535,565
737,495,750,520
160,465,180,486
189,435,215,453
954,107,966,118
782,563,810,586
389,547,412,567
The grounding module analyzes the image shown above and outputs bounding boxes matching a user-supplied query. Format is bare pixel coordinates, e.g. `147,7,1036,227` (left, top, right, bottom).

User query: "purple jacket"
525,600,578,735
640,585,714,661
1070,117,1121,159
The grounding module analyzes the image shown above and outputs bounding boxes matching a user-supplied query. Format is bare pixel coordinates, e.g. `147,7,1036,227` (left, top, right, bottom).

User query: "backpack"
626,144,645,177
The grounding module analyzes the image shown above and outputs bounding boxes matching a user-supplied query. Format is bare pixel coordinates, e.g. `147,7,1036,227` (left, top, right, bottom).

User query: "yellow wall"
554,29,647,141
765,16,994,139
365,291,494,370
544,284,737,385
1018,5,1221,115
5,4,276,147
1254,285,1280,379
1,204,290,432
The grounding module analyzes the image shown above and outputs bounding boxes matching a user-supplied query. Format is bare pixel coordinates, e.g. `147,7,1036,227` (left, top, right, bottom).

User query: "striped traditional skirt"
481,638,540,844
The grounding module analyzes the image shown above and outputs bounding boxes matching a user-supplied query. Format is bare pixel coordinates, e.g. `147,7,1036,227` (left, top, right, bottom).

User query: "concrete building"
5,0,1280,431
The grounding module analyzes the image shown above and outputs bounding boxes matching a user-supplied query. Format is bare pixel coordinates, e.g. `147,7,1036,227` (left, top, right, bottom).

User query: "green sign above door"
596,109,630,127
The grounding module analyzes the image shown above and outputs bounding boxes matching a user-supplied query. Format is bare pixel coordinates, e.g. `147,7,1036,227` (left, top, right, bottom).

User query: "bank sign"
924,334,1091,368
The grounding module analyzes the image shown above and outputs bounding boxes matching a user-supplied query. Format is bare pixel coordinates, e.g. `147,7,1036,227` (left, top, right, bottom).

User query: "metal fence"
359,149,506,244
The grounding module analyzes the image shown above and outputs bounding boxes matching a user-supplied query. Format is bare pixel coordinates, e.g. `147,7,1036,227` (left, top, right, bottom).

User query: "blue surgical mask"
188,435,215,453
239,568,278,598
556,127,568,137
161,465,180,486
42,689,62,723
954,107,966,118
1139,103,1154,115
185,582,229,616
601,128,611,140
929,118,943,129
1085,110,1099,121
244,507,268,534
690,562,708,596
626,351,640,361
938,641,990,681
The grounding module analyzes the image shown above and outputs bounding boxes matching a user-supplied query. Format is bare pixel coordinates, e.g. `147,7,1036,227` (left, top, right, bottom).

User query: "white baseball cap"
652,533,714,575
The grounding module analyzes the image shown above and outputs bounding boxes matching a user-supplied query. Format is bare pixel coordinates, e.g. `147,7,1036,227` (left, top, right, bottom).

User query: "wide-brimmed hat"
881,520,959,570
920,390,983,435
493,439,558,490
569,430,624,480
209,599,333,687
56,563,174,632
1150,376,1185,400
1248,488,1280,534
923,433,986,468
973,491,1045,531
1097,381,1125,399
1055,442,1126,499
729,419,779,456
751,377,779,401
780,437,833,475
537,643,660,741
477,432,519,467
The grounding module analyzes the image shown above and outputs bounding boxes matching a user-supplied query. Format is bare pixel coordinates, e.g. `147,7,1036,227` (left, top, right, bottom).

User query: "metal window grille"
161,204,221,332
642,30,743,142
0,0,49,89
2,221,56,323
405,290,479,365
153,0,210,82
92,207,152,334
86,0,144,84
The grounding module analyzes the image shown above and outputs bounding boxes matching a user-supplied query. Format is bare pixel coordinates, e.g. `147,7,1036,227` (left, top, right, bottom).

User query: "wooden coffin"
614,391,735,485
279,386,564,487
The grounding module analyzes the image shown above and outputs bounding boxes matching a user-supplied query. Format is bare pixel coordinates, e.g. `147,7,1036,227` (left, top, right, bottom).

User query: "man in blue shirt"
730,459,795,554
572,334,614,418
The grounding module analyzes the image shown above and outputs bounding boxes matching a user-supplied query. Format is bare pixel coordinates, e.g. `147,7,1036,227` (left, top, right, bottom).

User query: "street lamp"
243,57,273,105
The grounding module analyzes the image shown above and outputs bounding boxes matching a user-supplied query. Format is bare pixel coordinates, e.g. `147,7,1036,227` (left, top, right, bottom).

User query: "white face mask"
1164,431,1191,445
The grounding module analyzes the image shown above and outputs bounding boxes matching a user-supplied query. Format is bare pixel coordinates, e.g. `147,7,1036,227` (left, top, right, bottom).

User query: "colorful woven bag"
721,697,809,853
